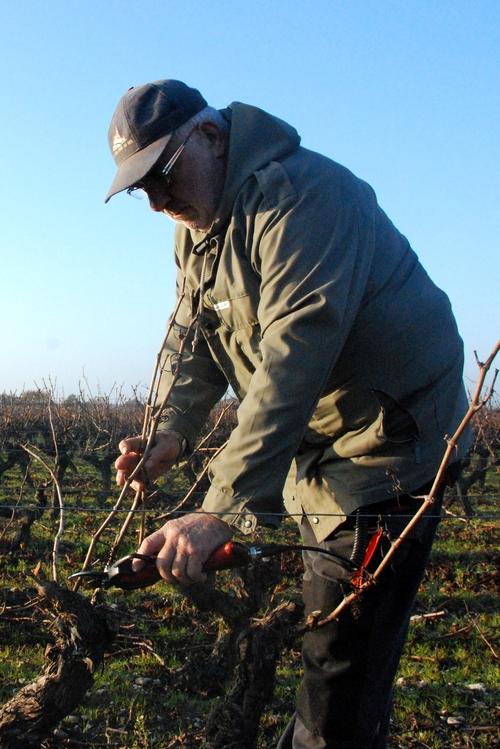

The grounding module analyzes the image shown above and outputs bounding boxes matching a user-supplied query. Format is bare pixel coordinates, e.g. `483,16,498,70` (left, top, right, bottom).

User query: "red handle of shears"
202,540,250,570
108,541,250,590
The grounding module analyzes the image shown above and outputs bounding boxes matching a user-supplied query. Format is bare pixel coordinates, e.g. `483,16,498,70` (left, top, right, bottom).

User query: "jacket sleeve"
155,268,228,451
202,169,377,532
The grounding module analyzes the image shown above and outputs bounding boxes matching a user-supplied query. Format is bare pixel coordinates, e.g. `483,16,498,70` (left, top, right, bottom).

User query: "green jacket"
156,102,469,542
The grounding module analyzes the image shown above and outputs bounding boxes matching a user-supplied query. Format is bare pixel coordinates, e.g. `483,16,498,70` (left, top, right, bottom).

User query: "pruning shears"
68,542,252,590
69,540,363,591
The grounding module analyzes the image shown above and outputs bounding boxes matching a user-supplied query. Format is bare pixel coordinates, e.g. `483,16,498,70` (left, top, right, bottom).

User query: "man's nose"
147,184,171,212
149,197,164,212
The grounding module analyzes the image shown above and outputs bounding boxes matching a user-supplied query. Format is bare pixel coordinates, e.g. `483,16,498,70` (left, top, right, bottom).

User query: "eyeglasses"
127,127,195,200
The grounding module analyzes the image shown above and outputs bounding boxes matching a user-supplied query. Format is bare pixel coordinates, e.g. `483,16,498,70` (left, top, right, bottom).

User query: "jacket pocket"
305,386,418,458
373,389,419,443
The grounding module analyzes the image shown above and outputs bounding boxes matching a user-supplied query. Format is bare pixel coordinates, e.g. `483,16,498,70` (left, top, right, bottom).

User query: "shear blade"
68,570,107,583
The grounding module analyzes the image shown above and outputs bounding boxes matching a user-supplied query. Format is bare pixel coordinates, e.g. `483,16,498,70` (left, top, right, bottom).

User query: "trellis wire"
0,503,498,520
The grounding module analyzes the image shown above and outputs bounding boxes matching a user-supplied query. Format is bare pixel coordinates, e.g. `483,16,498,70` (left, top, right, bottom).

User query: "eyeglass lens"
127,128,194,200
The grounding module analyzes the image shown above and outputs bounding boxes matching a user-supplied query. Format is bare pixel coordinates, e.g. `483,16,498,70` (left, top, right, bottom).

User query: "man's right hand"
115,431,184,492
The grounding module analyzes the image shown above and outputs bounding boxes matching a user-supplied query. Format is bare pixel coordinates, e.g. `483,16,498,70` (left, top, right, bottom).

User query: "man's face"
139,123,227,232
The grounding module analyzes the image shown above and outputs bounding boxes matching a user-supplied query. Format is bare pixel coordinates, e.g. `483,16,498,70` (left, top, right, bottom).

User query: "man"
106,79,469,748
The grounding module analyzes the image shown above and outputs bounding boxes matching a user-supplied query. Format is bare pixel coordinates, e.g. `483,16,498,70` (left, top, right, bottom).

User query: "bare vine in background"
18,386,67,582
305,340,499,632
13,382,81,581
19,445,64,583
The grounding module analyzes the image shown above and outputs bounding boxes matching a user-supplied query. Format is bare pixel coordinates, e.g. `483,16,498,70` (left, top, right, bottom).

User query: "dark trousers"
277,483,443,749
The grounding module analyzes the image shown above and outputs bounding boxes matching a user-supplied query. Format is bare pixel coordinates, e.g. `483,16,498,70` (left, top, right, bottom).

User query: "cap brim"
104,132,174,203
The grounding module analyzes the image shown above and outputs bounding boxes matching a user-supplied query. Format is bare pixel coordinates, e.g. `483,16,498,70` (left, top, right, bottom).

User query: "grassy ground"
390,515,498,748
0,461,498,748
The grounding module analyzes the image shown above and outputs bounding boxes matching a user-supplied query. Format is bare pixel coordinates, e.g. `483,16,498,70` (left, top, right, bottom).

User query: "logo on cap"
112,128,135,155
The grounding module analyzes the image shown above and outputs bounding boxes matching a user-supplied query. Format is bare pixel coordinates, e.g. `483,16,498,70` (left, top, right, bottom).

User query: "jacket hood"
193,102,301,242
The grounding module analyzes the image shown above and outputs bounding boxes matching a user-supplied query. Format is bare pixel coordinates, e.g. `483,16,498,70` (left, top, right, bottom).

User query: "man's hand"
115,431,183,492
134,512,234,585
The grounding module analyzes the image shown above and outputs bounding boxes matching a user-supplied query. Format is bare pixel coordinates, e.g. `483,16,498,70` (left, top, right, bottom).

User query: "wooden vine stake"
305,340,499,631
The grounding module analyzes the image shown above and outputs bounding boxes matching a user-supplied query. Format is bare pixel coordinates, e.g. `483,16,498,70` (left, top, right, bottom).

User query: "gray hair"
173,105,229,142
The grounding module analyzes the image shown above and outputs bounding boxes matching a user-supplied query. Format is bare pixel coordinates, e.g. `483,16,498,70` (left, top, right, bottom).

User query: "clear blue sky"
1,1,498,398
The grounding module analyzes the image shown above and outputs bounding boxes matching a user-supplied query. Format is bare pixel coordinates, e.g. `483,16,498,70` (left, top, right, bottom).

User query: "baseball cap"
105,79,207,203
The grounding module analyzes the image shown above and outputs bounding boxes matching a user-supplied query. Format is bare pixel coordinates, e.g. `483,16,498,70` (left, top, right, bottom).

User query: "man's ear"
198,121,227,157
